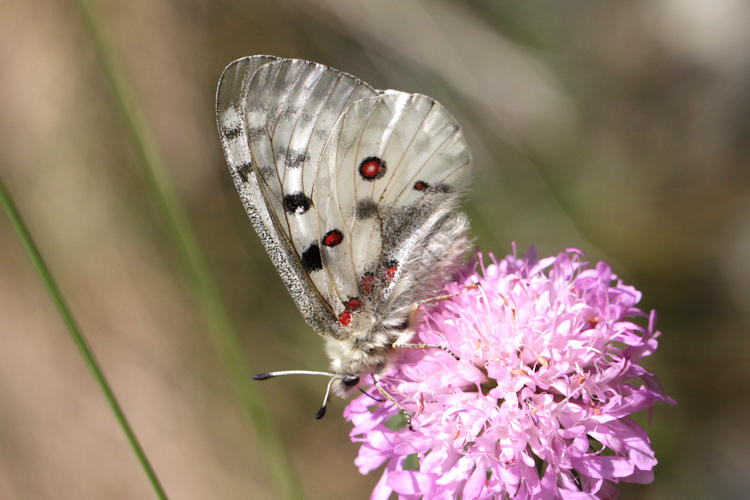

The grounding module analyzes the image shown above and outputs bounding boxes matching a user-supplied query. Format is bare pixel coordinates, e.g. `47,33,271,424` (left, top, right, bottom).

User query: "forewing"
216,57,377,338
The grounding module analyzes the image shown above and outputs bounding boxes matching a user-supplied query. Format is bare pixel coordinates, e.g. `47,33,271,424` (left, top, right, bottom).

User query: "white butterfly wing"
216,57,377,338
314,91,472,326
217,56,471,340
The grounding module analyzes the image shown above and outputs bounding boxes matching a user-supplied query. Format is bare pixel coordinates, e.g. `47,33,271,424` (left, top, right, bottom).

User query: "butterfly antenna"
252,369,339,380
315,377,338,420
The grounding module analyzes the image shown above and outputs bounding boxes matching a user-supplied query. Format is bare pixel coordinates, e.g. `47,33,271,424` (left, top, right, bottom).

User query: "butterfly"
216,56,472,417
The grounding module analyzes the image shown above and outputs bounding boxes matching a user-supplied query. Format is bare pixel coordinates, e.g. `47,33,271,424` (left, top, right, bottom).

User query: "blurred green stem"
73,0,302,498
0,179,168,500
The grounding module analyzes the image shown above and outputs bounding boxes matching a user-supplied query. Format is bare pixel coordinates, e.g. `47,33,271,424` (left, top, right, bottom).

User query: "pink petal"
370,469,393,500
462,461,487,499
558,490,599,500
354,445,389,475
572,455,635,479
387,470,434,496
622,467,655,484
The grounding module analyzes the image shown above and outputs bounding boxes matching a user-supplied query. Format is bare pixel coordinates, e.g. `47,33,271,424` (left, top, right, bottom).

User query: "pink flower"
345,247,674,499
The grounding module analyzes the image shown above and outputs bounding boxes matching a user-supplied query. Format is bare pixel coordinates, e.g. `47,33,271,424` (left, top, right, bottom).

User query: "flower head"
345,247,674,499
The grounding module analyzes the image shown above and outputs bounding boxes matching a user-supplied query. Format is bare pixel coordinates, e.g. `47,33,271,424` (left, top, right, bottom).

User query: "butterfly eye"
394,319,409,331
341,375,360,387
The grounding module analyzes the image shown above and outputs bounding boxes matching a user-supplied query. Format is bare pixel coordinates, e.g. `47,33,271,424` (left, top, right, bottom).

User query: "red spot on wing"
344,297,363,311
385,262,398,281
322,229,343,247
414,180,429,192
338,310,352,327
361,273,374,294
359,157,386,180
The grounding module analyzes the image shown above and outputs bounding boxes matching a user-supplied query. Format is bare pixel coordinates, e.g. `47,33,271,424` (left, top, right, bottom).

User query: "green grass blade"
72,1,303,497
0,179,169,500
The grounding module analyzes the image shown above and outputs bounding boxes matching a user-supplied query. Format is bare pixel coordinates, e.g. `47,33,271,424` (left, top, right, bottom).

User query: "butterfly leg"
408,282,480,321
393,342,460,360
393,283,481,360
373,374,414,431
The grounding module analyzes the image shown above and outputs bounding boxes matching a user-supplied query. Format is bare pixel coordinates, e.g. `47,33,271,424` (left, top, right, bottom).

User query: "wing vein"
388,126,463,208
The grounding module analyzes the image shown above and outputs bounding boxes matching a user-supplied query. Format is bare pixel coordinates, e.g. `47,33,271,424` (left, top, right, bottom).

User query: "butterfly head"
338,374,361,392
330,371,370,397
326,327,403,396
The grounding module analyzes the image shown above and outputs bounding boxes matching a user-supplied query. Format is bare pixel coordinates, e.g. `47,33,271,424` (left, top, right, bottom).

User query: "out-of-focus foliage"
1,0,748,498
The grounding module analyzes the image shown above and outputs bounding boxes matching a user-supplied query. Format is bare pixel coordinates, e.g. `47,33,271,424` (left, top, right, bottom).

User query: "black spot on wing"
283,192,313,214
236,163,251,182
223,127,242,140
248,126,266,140
356,199,378,219
277,146,309,168
259,164,274,180
301,244,322,272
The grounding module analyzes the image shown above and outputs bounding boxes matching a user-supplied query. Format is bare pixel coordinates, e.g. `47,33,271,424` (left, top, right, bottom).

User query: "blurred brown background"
1,0,749,498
